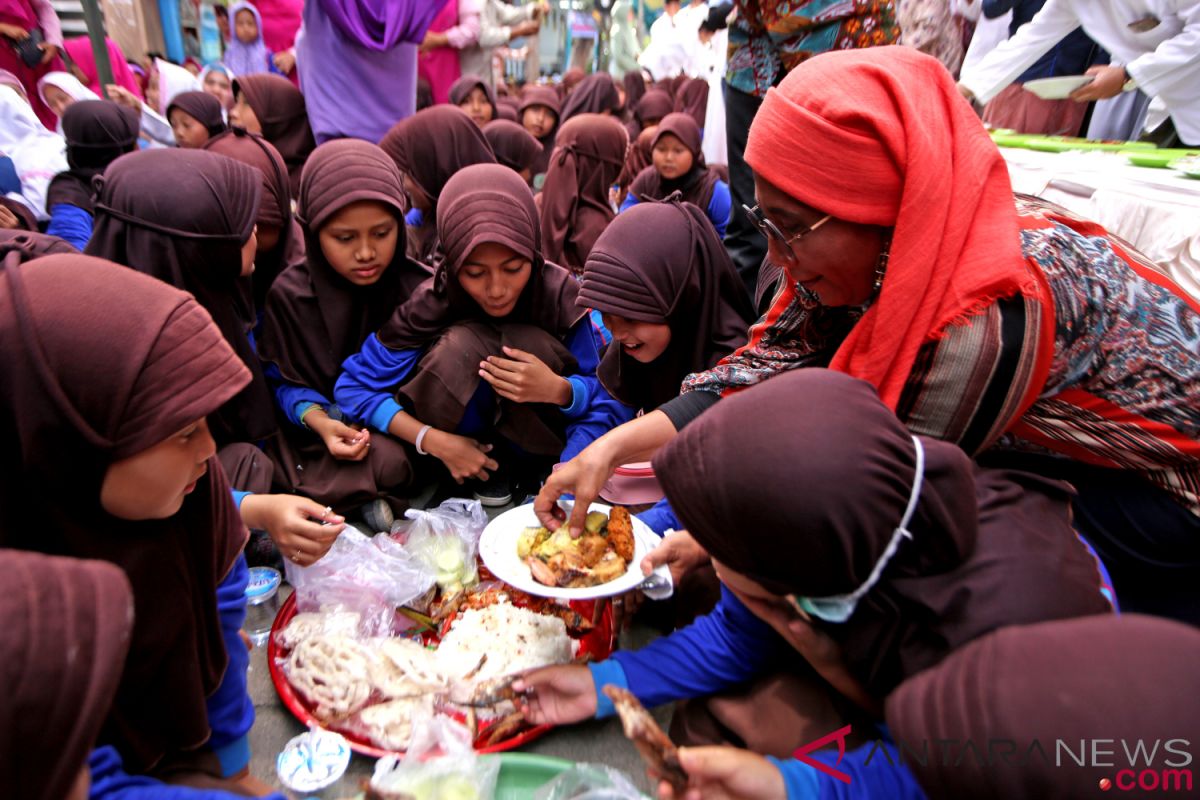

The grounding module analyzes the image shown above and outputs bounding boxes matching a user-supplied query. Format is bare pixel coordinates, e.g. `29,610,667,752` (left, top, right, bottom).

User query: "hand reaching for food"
641,530,708,586
658,746,786,800
511,664,597,725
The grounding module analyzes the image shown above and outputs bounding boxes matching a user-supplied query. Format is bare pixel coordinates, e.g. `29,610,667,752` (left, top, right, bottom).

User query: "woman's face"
753,174,886,308
43,84,74,118
317,200,399,286
229,90,262,134
99,418,215,520
460,86,494,128
458,241,531,317
652,133,693,180
522,105,556,138
601,313,671,363
203,70,233,109
169,108,210,148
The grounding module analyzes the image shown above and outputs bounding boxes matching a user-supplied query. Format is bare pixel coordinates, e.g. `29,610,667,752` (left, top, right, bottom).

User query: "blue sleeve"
332,333,422,431
560,320,635,462
618,192,640,213
588,308,612,345
46,203,94,251
610,587,784,708
405,207,424,227
0,155,20,195
204,554,254,770
637,498,681,535
707,180,731,239
262,362,330,427
769,738,926,800
88,746,287,800
230,489,252,509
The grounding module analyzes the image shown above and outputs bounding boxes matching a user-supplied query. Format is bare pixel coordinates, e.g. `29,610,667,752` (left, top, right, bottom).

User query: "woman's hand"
423,429,498,483
657,747,786,800
240,494,346,567
272,50,296,74
512,664,597,725
641,530,708,585
38,42,57,65
1070,65,1129,102
105,84,143,111
479,346,572,406
0,23,28,41
0,205,20,230
419,30,449,53
306,409,371,461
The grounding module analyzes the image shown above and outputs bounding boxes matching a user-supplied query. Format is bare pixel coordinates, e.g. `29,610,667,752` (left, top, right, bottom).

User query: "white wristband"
415,424,433,455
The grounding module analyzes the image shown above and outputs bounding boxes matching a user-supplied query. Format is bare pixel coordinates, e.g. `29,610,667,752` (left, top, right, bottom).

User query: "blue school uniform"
620,179,732,239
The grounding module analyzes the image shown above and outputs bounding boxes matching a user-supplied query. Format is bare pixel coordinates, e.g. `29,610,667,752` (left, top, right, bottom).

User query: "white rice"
435,602,575,681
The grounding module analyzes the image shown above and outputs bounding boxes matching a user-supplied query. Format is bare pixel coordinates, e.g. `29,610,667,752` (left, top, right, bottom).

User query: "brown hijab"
85,148,275,447
233,73,316,195
632,88,673,134
449,73,498,123
559,72,622,122
0,253,251,773
0,550,133,800
483,119,543,178
518,86,561,177
886,614,1200,800
654,369,1112,697
579,198,753,411
260,138,431,397
0,228,78,258
167,90,228,138
623,70,647,110
46,100,140,214
379,163,583,350
538,113,628,275
674,77,709,128
617,126,656,197
629,112,720,211
559,67,585,98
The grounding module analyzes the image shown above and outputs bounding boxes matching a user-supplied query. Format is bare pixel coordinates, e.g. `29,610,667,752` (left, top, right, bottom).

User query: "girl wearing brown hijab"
166,90,228,148
517,369,1111,795
559,72,622,123
483,119,543,185
0,253,262,785
626,87,673,140
518,86,560,184
229,73,316,196
260,139,431,527
44,100,140,251
537,113,628,275
379,105,497,266
674,76,709,128
559,66,585,98
334,164,630,505
449,73,497,128
621,112,731,237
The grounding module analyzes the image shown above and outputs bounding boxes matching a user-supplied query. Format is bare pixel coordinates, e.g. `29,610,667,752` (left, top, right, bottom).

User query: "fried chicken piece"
548,551,593,588
591,550,626,584
606,506,635,563
604,685,688,794
577,531,608,567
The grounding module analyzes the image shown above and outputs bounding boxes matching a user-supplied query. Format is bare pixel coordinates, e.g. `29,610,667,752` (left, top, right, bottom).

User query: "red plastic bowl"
267,592,614,758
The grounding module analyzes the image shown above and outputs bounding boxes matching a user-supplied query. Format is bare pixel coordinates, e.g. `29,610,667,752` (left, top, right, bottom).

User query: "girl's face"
460,86,493,128
318,200,399,286
229,90,262,134
522,105,556,138
241,227,257,276
652,133,693,180
235,9,259,44
713,560,812,656
458,242,531,317
203,70,233,109
43,84,73,118
601,313,671,363
169,108,210,148
100,418,215,520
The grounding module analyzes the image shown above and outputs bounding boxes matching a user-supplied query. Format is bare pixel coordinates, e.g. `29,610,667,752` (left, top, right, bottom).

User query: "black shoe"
361,498,394,532
472,476,512,508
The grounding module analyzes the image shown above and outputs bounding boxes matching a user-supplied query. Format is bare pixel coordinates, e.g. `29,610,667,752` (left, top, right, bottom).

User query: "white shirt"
640,11,694,79
961,0,1200,143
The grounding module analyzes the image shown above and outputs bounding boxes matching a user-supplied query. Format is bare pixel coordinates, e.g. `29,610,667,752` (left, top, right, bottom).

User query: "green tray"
993,132,1158,154
493,753,574,799
1126,149,1200,168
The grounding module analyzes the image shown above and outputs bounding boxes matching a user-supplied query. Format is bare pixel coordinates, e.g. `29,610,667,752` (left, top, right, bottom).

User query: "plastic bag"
369,717,501,800
285,526,436,637
534,764,648,800
401,498,489,594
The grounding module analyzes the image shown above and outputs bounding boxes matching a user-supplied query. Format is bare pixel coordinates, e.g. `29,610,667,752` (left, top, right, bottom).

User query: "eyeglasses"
742,204,832,263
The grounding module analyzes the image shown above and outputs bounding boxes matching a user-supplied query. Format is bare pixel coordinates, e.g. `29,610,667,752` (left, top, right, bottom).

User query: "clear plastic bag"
285,526,436,637
400,499,489,594
534,764,648,800
368,717,501,800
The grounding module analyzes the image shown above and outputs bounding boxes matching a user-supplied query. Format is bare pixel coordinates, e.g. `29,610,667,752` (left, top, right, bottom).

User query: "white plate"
1023,76,1094,100
479,502,661,600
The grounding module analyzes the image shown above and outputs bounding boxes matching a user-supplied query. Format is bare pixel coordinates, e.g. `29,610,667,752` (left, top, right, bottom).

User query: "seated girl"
483,118,544,186
621,112,731,237
230,73,316,195
520,369,1112,799
335,164,631,506
166,90,228,148
36,70,100,132
518,86,560,185
44,100,139,250
260,139,431,531
0,254,291,795
450,74,497,128
380,105,497,265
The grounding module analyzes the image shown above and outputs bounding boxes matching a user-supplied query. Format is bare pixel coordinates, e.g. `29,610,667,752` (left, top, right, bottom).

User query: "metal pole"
78,0,114,89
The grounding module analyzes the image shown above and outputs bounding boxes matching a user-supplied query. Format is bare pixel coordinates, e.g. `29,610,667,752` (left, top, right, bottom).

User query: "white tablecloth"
1000,147,1200,302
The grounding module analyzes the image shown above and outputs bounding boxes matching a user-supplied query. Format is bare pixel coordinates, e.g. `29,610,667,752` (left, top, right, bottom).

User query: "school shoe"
361,498,394,532
472,475,512,508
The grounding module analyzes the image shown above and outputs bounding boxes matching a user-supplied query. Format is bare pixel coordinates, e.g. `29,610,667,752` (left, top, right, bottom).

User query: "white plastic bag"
534,763,648,800
369,717,501,800
285,526,435,637
400,498,489,594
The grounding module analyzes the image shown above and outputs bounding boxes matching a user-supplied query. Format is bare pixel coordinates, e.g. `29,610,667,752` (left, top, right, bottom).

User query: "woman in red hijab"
538,46,1200,626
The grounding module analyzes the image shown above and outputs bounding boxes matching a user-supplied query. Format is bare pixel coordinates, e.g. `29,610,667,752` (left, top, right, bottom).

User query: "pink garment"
417,0,479,104
250,0,301,83
0,0,64,128
62,36,142,100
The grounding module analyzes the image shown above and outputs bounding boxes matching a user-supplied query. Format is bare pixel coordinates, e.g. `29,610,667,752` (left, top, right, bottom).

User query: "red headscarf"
743,46,1046,410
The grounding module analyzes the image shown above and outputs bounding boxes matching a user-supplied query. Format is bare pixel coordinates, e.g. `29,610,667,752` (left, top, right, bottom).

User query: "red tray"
267,591,613,758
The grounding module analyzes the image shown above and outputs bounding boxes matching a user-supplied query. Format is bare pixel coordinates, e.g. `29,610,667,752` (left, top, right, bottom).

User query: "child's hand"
273,50,296,74
423,430,498,483
479,346,572,406
241,494,345,566
0,23,28,41
309,412,371,461
0,205,21,231
658,747,786,800
105,84,143,111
